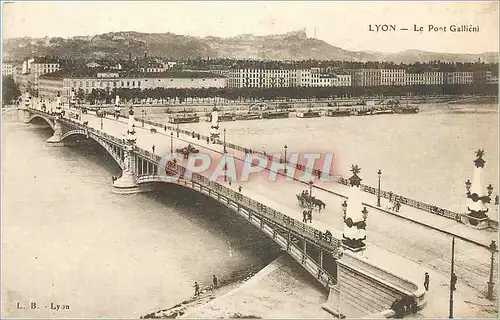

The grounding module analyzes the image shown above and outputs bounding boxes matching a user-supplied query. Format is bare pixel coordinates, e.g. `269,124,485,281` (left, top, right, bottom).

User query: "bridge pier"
19,108,31,123
113,105,140,194
46,119,64,147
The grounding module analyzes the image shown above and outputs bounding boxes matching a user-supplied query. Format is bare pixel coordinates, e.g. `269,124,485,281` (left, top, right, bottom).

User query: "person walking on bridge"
152,145,155,154
194,282,200,296
238,185,242,193
212,275,218,289
424,272,430,291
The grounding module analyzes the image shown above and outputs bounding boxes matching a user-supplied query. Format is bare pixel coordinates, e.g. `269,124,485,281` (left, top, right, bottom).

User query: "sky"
2,1,499,54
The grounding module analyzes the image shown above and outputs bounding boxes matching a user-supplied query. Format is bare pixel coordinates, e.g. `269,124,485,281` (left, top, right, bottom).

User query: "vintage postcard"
1,1,498,319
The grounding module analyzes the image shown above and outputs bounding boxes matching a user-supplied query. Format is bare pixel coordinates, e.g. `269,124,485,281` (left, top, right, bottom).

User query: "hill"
2,30,497,63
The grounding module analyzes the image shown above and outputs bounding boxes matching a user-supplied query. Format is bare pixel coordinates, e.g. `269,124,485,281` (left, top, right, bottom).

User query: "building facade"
445,72,474,84
348,69,382,87
380,69,407,86
227,68,291,88
39,71,226,99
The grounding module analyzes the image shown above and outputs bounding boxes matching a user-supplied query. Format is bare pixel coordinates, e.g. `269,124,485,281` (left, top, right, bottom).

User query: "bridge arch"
28,114,55,130
136,174,340,289
61,131,125,170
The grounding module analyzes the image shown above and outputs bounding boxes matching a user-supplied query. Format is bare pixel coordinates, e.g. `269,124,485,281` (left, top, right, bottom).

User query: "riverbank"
142,254,334,319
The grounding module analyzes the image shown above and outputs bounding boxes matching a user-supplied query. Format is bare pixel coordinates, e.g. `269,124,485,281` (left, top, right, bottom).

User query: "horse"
310,198,326,212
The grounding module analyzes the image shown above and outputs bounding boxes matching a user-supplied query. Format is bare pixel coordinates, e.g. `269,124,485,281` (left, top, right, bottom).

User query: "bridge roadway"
67,110,498,317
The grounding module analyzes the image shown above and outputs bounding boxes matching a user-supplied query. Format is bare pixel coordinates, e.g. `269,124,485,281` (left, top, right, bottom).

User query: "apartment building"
445,72,474,84
348,69,382,87
380,69,407,86
227,68,291,88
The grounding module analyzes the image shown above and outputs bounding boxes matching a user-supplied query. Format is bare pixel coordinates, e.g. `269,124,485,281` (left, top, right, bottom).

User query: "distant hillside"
2,30,498,63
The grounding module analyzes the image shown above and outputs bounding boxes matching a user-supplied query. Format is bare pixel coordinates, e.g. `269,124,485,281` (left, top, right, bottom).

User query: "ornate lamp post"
377,169,382,207
100,117,103,130
309,181,313,197
487,240,497,300
141,110,145,127
176,123,180,138
342,165,368,251
465,150,493,228
284,144,288,174
223,128,227,153
170,132,173,153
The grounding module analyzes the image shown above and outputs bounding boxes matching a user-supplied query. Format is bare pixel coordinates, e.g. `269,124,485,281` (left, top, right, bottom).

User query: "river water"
174,103,499,213
1,103,498,318
1,117,281,318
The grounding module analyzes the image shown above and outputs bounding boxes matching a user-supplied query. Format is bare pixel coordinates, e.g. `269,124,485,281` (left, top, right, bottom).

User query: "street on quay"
77,110,498,318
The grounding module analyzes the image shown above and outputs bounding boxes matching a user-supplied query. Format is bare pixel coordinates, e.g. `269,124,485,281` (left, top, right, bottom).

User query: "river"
1,118,281,318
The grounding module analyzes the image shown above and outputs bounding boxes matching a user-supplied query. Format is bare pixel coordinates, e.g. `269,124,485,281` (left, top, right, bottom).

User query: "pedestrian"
396,201,401,212
389,192,393,203
238,185,242,193
303,210,307,223
451,272,457,291
164,125,167,131
152,145,155,154
228,178,232,186
495,194,499,205
212,275,218,289
308,209,313,223
424,272,429,291
194,282,200,296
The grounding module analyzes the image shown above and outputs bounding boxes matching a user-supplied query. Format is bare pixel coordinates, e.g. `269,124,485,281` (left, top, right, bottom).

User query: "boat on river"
325,108,351,117
261,110,290,119
296,109,321,118
236,113,261,120
169,114,200,124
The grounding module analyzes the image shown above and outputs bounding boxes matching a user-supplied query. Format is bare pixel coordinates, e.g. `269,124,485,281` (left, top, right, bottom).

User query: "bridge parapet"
137,171,341,254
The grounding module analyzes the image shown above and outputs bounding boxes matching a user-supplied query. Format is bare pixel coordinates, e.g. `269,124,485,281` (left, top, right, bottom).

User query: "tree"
2,76,21,105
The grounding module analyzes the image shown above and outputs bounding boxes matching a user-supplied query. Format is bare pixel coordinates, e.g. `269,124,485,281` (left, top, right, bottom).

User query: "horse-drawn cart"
296,191,326,212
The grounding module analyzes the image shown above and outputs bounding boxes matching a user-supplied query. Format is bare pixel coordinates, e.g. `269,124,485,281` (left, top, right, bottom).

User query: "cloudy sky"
2,1,498,53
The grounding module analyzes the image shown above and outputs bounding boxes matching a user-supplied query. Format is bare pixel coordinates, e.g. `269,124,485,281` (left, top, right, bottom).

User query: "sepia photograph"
1,1,499,319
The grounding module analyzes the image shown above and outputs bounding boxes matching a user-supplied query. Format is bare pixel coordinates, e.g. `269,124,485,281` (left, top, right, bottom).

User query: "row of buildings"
3,57,498,101
223,67,498,88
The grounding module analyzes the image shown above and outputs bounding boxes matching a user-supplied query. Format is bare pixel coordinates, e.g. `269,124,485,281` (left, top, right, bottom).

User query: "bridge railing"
135,155,341,253
33,107,461,223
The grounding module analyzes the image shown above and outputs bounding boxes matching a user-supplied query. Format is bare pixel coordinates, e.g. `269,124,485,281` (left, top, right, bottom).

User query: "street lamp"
487,240,497,300
487,184,494,197
377,169,382,207
341,200,348,215
100,117,103,130
176,124,179,138
309,181,313,197
223,128,227,153
170,132,173,153
284,144,288,174
465,179,472,196
141,110,145,127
